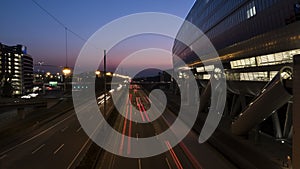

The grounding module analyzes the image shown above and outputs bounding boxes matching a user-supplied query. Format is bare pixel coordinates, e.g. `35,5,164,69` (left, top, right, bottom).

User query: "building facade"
172,1,299,167
0,43,33,96
173,0,300,82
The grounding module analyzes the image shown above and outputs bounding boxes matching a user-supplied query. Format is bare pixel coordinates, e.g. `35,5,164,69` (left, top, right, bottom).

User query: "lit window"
241,59,245,66
247,1,256,19
230,49,298,69
230,61,235,68
250,57,256,66
275,53,283,62
196,67,205,73
267,54,275,64
204,65,214,72
203,74,211,80
245,58,250,66
237,60,242,67
270,71,278,80
261,56,268,64
248,73,254,80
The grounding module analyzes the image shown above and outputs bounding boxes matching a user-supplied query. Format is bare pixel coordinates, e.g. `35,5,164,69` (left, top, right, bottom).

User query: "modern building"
173,0,300,81
173,0,300,168
0,43,33,96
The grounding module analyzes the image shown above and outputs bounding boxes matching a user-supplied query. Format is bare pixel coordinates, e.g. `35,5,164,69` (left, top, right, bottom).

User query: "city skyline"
0,0,195,73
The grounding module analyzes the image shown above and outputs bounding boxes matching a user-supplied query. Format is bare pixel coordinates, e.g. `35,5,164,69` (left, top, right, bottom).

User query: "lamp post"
62,67,71,91
104,50,107,115
62,27,71,92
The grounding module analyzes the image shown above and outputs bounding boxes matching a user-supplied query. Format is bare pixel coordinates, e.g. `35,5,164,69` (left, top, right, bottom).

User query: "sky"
0,0,195,74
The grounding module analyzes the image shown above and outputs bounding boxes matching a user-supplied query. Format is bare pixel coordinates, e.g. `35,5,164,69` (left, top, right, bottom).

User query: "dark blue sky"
0,0,195,73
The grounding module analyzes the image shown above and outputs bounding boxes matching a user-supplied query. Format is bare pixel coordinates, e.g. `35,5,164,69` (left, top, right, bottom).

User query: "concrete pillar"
271,111,282,139
293,54,300,169
199,81,211,113
283,101,293,138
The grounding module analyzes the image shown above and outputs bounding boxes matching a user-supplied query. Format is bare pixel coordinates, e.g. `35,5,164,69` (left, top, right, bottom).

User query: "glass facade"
180,0,298,51
230,49,299,69
173,0,300,82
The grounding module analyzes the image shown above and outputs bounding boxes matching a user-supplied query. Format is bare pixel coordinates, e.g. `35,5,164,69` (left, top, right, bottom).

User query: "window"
203,74,211,80
270,71,278,80
247,1,257,19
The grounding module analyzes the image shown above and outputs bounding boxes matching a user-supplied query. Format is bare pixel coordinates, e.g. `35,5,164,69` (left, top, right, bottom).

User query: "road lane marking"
31,144,45,154
61,126,69,132
67,102,110,169
53,144,64,155
138,158,142,169
165,158,172,169
0,154,7,160
76,127,82,133
136,133,139,141
0,113,74,156
66,139,90,169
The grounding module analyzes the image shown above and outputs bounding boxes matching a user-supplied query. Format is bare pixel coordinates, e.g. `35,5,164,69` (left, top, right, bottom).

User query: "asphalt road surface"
95,85,237,169
0,85,237,169
0,100,94,169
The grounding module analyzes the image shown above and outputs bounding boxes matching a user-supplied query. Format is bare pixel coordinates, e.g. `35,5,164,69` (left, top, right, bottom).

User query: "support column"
293,54,300,169
271,111,282,139
283,101,293,138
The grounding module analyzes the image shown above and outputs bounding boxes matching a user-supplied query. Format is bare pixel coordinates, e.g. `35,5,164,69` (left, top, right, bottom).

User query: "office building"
0,43,33,96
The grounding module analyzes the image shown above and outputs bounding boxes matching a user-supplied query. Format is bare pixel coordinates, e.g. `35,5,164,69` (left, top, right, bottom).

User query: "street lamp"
62,67,71,76
106,72,112,76
62,28,71,92
95,70,101,77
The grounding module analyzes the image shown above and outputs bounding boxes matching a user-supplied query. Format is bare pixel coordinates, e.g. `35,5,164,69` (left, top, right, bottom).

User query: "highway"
0,101,92,169
95,85,237,169
0,85,237,169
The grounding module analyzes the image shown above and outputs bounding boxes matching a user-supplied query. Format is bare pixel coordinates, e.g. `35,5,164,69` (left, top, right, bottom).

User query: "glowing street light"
95,70,101,76
106,72,112,76
62,67,71,76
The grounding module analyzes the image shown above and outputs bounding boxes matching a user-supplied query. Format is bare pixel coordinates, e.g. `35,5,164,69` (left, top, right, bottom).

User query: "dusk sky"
0,0,195,73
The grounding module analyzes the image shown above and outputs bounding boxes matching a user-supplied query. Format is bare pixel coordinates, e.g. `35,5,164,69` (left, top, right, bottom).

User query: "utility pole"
104,50,107,115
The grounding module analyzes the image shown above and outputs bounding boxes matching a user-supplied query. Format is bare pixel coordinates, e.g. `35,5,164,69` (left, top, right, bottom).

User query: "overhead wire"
31,0,88,42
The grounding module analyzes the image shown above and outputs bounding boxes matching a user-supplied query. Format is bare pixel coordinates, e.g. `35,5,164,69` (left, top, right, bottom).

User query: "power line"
31,0,103,71
31,0,88,43
65,27,68,67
